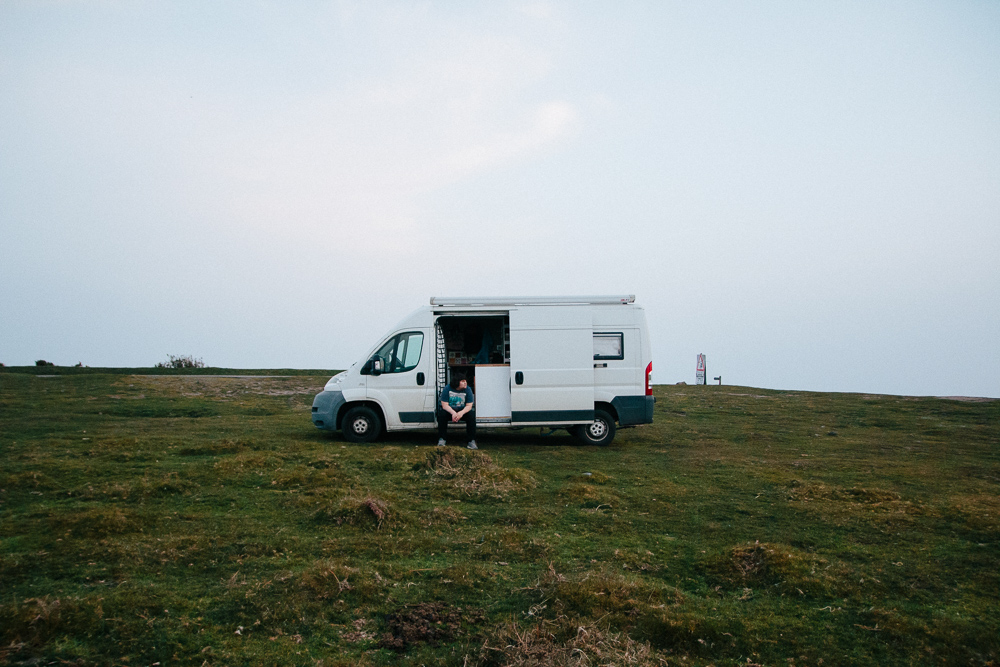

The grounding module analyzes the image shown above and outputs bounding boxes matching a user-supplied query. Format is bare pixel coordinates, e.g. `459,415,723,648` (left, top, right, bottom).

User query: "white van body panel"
509,305,594,424
311,296,654,440
592,305,643,404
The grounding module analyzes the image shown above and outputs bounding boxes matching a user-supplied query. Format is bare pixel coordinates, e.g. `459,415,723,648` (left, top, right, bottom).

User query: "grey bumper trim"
612,395,655,425
312,390,346,431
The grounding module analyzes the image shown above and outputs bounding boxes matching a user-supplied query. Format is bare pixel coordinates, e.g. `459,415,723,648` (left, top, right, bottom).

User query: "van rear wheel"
342,406,381,443
573,409,616,446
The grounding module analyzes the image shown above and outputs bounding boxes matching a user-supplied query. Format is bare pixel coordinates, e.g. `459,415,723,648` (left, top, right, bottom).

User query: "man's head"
450,372,467,390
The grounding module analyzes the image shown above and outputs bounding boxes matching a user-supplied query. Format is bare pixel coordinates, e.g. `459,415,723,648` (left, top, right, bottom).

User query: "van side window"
594,332,624,360
375,332,424,373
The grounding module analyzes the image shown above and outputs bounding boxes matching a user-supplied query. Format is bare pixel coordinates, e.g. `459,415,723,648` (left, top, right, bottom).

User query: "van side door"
509,306,594,424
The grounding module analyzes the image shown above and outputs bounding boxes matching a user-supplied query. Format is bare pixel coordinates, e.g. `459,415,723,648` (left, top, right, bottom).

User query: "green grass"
1,372,997,665
0,366,335,376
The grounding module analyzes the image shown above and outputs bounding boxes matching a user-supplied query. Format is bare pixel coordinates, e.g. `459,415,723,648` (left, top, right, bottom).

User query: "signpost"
696,354,706,385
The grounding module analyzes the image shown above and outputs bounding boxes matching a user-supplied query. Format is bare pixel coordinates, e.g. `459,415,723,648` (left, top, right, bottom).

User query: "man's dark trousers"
437,409,476,441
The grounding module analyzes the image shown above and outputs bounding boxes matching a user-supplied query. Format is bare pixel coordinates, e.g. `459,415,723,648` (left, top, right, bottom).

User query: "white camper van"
311,295,654,445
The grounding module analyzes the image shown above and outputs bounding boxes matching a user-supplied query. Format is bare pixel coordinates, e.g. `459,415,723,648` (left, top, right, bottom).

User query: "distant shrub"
155,354,205,369
35,359,55,367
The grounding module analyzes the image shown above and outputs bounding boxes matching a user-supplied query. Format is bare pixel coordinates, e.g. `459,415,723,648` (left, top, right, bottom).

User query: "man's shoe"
437,438,446,447
467,440,478,450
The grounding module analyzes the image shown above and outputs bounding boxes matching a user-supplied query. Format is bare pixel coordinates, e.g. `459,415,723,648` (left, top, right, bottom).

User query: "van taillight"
645,361,653,396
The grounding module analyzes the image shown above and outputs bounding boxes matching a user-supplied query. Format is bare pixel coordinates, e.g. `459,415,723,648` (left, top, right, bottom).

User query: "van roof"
429,295,635,307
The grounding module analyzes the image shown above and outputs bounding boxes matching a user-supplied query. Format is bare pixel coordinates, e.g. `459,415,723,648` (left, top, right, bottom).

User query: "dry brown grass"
312,493,392,529
945,492,1000,533
532,564,684,622
47,506,139,538
422,448,537,498
787,480,902,504
561,483,619,510
478,621,664,666
124,375,323,399
298,560,366,600
420,504,468,527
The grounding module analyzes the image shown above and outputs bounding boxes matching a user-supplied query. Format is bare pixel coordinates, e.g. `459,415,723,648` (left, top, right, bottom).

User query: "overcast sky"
2,1,998,397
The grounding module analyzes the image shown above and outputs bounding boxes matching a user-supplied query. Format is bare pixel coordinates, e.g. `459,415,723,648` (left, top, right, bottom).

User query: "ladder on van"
435,323,447,399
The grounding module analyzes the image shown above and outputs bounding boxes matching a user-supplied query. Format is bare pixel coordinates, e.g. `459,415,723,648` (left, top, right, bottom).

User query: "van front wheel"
573,409,616,446
342,406,381,443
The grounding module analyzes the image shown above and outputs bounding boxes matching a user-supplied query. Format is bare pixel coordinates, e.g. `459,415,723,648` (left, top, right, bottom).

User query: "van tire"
574,409,616,446
342,406,381,443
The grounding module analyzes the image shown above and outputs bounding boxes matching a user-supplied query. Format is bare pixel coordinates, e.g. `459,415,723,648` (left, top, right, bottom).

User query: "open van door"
509,306,594,424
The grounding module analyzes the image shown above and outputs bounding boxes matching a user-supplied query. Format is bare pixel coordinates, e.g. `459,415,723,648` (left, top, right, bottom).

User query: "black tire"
342,406,382,443
573,409,616,446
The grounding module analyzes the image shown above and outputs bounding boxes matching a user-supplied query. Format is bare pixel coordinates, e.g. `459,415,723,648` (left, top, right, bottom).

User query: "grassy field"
1,371,997,666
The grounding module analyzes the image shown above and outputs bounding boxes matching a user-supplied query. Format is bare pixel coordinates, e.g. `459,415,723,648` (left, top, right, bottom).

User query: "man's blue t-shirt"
440,385,474,411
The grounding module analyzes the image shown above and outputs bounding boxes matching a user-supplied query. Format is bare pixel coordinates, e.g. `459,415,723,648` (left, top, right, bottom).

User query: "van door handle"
416,372,425,386
515,371,523,385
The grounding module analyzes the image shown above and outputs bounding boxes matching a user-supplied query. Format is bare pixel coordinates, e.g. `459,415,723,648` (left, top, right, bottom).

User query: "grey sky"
2,1,998,397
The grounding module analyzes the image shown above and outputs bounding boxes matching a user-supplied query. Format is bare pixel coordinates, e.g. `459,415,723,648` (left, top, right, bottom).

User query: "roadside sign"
696,354,706,385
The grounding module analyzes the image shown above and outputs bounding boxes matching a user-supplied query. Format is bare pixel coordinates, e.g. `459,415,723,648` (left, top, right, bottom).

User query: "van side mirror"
361,357,383,376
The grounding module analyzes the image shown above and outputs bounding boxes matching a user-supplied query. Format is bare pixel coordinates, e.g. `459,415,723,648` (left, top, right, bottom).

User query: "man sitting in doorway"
437,372,476,449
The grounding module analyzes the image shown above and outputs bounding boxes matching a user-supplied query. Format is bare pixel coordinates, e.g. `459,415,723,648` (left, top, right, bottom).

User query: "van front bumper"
312,390,346,431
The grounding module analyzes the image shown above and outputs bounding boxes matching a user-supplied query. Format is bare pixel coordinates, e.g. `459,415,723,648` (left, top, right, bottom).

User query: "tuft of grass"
478,620,659,667
421,448,538,498
534,563,684,622
47,506,141,538
313,494,392,529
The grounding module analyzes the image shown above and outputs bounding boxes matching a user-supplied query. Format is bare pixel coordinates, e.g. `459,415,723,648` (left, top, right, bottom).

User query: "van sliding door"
509,306,594,424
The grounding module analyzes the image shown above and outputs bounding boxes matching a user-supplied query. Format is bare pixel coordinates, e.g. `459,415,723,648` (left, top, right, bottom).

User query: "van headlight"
324,371,347,392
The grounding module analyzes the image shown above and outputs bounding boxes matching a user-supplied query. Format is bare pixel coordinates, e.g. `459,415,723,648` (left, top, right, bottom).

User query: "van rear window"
594,333,624,360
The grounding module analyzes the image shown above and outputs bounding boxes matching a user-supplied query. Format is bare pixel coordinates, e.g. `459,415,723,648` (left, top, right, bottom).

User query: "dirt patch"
378,602,484,651
788,481,902,504
122,375,324,398
938,396,998,402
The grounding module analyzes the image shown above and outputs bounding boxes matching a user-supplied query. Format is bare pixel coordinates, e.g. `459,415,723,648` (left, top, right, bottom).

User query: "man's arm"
456,388,474,416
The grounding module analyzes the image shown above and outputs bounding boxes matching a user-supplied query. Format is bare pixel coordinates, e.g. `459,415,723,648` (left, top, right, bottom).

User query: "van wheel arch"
337,401,387,439
595,402,618,423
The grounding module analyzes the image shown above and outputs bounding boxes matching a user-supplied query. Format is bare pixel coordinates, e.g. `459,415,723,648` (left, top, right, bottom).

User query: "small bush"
155,354,205,369
34,359,55,367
